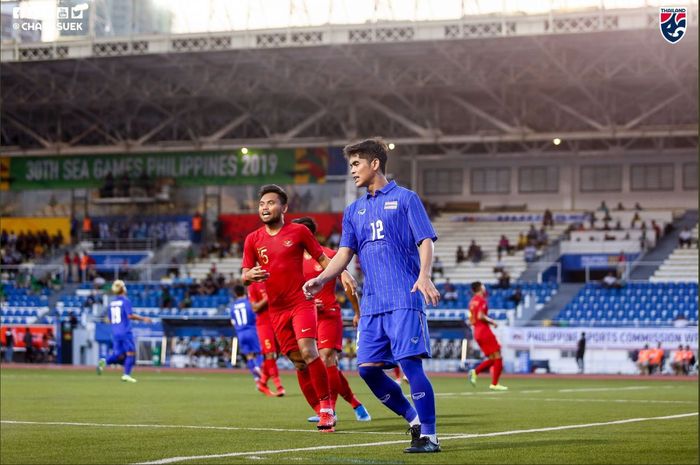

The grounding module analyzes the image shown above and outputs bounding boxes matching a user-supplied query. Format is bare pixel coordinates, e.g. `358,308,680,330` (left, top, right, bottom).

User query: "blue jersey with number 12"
339,180,437,315
229,297,257,332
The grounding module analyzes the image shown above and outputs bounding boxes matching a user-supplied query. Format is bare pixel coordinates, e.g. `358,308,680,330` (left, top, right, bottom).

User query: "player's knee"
358,364,381,381
300,347,319,363
319,349,336,367
293,360,307,370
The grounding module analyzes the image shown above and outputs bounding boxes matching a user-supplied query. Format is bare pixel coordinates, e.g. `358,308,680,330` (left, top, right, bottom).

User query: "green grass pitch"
1,367,697,464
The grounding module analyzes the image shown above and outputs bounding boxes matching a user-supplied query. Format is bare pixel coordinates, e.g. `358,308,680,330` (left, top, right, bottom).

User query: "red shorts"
317,305,343,351
474,327,501,356
270,301,318,355
256,321,278,355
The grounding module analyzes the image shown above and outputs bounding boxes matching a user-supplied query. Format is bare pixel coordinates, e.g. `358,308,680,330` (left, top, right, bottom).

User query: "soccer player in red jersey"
292,217,371,423
247,281,285,397
242,184,357,432
467,281,508,391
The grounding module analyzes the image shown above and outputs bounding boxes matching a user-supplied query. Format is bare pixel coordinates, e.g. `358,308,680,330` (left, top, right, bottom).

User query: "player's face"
348,155,377,188
259,193,287,224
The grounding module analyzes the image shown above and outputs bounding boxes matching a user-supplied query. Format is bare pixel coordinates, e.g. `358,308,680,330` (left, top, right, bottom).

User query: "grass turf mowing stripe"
132,412,698,465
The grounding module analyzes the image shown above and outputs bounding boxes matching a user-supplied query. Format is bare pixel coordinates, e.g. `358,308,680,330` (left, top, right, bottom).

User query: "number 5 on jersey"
370,220,384,241
257,247,269,264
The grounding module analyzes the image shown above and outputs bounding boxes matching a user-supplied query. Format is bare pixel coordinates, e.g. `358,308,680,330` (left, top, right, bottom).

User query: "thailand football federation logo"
660,8,687,44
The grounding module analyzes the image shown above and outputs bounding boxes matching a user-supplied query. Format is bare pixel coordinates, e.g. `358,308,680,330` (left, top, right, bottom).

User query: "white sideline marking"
0,420,407,436
436,386,667,397
133,412,698,465
558,386,652,393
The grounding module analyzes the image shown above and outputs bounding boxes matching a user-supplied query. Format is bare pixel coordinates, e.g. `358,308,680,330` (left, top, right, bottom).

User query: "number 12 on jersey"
370,219,385,241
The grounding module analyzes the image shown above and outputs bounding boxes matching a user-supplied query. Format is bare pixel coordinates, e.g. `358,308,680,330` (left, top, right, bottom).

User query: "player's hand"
303,277,324,299
492,321,498,329
143,316,153,324
246,266,269,282
352,313,360,328
340,271,358,296
314,299,324,311
411,274,440,307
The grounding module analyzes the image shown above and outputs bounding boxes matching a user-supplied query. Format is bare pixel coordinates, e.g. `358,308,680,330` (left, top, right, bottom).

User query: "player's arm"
304,247,354,297
250,295,268,313
242,266,269,285
344,284,361,328
411,239,441,306
477,310,498,328
317,253,358,296
128,313,152,324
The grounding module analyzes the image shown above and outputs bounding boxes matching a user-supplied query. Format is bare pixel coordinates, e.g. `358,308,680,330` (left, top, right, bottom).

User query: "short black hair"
343,137,388,173
258,184,288,205
471,281,483,293
292,216,317,234
234,285,245,297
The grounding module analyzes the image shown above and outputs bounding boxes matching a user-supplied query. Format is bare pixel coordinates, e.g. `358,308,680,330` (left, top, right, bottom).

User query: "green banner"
5,149,328,190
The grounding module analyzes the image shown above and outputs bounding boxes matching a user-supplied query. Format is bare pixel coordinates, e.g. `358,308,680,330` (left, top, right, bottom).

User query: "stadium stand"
651,226,699,283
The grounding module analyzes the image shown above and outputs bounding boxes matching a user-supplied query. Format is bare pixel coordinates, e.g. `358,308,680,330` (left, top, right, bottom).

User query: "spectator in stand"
118,172,131,197
507,287,522,308
495,270,511,289
82,214,93,240
516,232,528,251
63,251,72,283
101,172,115,198
636,344,651,374
523,242,537,263
601,272,622,289
671,345,687,375
542,209,554,229
192,212,203,244
167,258,180,278
651,220,662,243
160,286,174,309
598,201,609,216
634,202,643,211
497,235,512,260
456,245,466,264
630,212,642,229
615,251,626,279
526,224,538,243
432,256,444,279
614,220,623,231
673,313,689,328
615,202,625,211
537,227,548,248
587,211,597,229
179,291,193,310
678,227,693,248
466,240,484,264
648,342,665,375
442,279,458,302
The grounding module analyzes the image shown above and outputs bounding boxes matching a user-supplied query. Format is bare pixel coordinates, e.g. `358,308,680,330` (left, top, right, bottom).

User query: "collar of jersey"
366,180,397,198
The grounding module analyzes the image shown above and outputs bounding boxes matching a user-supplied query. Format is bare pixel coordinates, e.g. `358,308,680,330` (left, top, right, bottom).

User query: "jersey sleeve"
299,225,324,260
241,233,257,269
339,205,358,252
405,192,437,246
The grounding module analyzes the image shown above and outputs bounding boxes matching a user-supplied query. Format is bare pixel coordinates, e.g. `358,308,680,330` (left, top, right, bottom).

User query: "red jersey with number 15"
303,246,338,310
242,222,324,312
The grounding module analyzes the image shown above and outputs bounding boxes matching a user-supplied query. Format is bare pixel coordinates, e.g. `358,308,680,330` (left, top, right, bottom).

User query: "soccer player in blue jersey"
303,137,442,453
97,280,152,383
230,285,275,396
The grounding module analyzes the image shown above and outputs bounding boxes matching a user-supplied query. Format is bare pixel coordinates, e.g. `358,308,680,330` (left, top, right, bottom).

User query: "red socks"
325,364,341,410
475,358,494,374
306,357,332,411
296,367,320,413
264,358,283,389
492,358,503,385
338,370,362,408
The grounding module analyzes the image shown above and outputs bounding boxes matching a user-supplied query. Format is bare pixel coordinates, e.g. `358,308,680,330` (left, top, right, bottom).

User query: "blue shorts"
237,328,261,355
356,309,431,366
112,334,135,357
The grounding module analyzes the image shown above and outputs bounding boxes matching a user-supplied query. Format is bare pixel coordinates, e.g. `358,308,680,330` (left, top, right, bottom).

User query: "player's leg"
357,313,418,434
389,310,440,453
121,337,137,383
257,322,284,393
317,310,346,411
488,351,507,390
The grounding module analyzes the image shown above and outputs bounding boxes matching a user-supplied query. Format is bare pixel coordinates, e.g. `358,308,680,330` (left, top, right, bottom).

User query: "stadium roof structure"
1,6,697,159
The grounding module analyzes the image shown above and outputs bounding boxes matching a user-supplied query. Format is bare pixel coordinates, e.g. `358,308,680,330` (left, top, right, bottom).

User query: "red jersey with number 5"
469,294,489,332
242,223,324,312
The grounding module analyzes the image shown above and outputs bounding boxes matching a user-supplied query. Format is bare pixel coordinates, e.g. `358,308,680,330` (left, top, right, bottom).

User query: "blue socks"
399,357,437,436
124,355,135,375
246,358,261,381
358,365,417,422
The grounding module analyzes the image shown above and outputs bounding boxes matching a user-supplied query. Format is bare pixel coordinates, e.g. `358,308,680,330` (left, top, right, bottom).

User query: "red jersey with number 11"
242,222,324,312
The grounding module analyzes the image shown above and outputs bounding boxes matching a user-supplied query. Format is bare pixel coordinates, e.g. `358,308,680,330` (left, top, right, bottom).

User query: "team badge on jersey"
358,209,366,215
384,200,398,210
283,239,294,247
660,8,687,44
